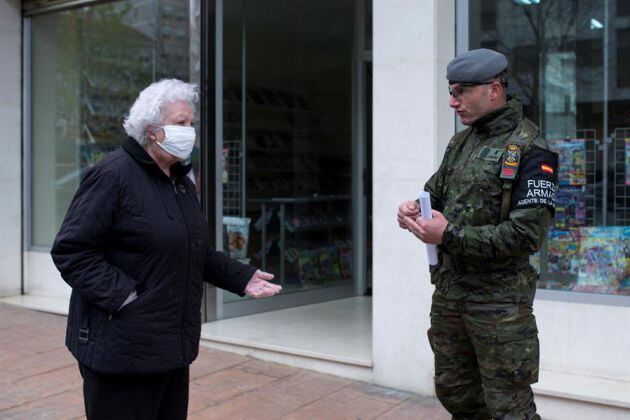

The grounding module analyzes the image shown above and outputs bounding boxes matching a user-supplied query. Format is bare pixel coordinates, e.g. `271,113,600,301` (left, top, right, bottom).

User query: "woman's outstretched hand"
244,270,282,298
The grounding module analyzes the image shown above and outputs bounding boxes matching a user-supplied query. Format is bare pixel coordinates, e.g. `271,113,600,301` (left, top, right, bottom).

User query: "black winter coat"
51,137,256,374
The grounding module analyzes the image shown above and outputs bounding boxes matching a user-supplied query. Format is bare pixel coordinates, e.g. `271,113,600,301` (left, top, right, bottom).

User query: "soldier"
397,49,558,419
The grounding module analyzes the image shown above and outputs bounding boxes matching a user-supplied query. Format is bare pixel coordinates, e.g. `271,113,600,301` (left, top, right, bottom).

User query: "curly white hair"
123,79,199,145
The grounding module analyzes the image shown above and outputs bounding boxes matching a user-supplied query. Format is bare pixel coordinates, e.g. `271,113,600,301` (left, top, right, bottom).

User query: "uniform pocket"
494,317,540,387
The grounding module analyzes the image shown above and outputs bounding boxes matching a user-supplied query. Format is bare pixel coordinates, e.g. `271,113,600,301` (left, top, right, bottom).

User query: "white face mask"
155,125,196,160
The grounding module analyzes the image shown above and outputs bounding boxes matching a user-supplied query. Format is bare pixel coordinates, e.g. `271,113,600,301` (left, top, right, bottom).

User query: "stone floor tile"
0,344,32,364
347,382,412,405
234,359,300,379
0,348,75,381
282,386,396,420
189,347,250,379
190,368,278,405
0,389,85,419
187,395,211,416
376,396,450,420
0,365,82,411
0,325,41,344
262,370,353,404
12,334,64,355
0,348,77,381
0,303,449,420
188,389,303,420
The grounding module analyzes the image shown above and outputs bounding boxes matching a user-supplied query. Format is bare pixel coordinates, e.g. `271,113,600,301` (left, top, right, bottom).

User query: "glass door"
218,0,360,317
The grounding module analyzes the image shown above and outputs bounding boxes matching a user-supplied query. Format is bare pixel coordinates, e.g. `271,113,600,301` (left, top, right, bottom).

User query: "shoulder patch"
499,144,521,180
510,145,559,214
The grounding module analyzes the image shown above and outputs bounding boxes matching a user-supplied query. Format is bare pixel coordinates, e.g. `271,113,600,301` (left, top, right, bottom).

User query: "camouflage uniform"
425,98,557,420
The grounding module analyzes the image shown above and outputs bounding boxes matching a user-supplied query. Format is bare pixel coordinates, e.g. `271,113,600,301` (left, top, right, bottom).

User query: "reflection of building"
1,1,629,418
471,0,630,133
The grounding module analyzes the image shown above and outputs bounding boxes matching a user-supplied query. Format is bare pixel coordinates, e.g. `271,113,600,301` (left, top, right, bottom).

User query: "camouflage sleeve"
439,144,558,258
424,142,456,212
439,207,551,258
424,167,445,212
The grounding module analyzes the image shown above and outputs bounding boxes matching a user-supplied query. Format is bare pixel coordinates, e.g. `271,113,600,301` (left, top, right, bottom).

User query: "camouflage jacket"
425,98,558,303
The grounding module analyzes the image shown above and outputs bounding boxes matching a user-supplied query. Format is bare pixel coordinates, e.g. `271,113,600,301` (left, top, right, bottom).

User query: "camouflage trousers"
427,294,541,420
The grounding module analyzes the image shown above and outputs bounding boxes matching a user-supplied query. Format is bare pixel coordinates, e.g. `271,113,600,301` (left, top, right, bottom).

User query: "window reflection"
31,0,199,247
470,0,629,296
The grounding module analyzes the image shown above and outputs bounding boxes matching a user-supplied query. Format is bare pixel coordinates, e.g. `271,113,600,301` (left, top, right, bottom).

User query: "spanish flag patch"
541,163,554,174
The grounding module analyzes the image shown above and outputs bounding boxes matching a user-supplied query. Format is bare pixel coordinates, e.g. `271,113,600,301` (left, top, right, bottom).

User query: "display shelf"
543,129,598,227
223,139,243,217
247,195,351,286
612,128,630,225
537,130,599,288
537,130,628,296
223,83,329,209
222,78,353,290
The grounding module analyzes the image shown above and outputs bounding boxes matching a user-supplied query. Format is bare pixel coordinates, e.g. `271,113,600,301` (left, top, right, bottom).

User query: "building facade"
0,1,628,418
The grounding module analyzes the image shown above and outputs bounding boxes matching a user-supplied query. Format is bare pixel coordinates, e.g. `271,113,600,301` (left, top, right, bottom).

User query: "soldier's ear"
490,81,502,101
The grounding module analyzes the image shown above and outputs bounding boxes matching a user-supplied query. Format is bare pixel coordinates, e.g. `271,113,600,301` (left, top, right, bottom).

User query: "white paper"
419,191,438,266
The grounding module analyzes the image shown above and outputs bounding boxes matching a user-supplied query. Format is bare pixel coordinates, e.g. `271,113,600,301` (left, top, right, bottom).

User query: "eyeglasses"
447,82,495,100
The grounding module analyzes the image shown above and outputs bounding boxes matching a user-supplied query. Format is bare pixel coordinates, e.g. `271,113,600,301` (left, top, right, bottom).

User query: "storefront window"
469,0,629,296
220,0,355,303
30,0,200,247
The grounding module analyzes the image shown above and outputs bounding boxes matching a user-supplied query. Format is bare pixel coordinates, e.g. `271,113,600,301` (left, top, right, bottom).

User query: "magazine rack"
249,195,351,286
612,128,630,225
223,139,243,217
537,130,599,287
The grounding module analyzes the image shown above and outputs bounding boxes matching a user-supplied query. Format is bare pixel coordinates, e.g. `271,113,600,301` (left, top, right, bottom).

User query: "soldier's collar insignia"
500,144,521,180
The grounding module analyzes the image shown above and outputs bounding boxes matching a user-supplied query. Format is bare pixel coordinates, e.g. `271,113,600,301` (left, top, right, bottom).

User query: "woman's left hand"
244,270,282,298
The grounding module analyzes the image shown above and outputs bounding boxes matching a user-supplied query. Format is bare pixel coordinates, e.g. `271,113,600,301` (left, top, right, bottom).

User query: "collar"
122,137,192,179
472,97,523,136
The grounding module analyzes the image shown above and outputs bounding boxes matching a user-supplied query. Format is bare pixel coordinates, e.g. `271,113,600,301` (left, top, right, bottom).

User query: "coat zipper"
171,177,191,365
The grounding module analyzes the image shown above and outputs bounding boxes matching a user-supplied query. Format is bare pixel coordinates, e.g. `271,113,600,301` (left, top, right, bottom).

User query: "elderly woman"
51,79,280,420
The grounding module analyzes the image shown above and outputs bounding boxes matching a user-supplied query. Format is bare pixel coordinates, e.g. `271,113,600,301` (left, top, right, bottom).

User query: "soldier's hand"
404,210,448,245
397,201,420,229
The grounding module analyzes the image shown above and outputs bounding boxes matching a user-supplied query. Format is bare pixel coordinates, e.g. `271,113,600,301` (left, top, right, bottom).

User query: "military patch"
541,163,554,174
510,146,559,215
476,146,504,162
499,144,521,180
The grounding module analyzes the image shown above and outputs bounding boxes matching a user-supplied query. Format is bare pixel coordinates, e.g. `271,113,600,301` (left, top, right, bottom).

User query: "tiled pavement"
0,303,449,419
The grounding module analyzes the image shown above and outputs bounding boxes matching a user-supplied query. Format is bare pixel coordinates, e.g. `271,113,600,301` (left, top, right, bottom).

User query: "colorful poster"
223,216,251,260
547,228,580,274
625,138,630,186
576,227,626,287
549,139,586,186
555,186,586,227
622,226,630,289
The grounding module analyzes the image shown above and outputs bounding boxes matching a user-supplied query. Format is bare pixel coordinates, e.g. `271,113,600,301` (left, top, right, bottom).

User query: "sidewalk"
0,303,448,419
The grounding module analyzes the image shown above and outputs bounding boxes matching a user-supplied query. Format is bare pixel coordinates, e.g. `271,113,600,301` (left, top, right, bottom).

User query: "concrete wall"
536,299,630,381
25,252,70,299
0,0,22,297
372,0,455,395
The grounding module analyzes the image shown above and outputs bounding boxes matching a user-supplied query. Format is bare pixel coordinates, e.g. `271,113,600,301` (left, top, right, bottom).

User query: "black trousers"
78,363,189,420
